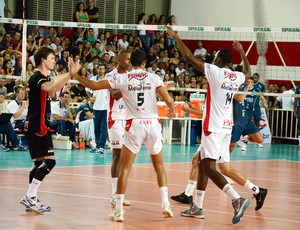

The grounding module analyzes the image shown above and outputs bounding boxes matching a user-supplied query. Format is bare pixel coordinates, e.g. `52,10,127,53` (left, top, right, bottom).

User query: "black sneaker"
170,192,192,204
254,188,268,211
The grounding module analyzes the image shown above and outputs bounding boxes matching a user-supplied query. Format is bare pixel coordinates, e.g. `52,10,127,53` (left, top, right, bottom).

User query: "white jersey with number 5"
203,63,245,134
107,68,164,119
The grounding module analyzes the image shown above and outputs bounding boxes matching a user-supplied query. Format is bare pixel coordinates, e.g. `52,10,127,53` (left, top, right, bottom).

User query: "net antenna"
253,0,268,84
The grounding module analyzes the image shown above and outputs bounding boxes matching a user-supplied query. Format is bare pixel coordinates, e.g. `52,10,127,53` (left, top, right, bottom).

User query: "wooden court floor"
0,143,299,230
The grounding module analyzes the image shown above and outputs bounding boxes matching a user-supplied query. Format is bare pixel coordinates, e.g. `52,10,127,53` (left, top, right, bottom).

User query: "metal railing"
269,109,298,140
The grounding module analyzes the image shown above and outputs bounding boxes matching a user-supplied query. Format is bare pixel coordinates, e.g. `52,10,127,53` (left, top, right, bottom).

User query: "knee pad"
29,161,43,183
34,159,56,181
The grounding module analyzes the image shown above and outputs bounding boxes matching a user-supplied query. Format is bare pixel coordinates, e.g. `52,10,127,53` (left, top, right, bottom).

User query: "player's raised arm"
73,74,111,90
166,26,205,73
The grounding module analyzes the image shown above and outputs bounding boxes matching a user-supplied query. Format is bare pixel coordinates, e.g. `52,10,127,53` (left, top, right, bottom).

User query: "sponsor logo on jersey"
224,72,237,81
221,82,239,91
128,72,148,80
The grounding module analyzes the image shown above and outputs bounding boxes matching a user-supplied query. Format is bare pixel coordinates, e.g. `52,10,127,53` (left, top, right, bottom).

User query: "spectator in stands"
6,87,28,129
147,62,158,74
86,0,99,22
138,13,148,51
70,82,88,103
82,41,93,63
111,35,119,53
272,84,295,110
175,90,187,102
2,59,14,75
87,56,99,75
51,37,63,58
189,76,200,89
185,64,196,78
193,40,207,61
0,78,7,96
74,2,89,22
50,92,78,149
85,28,96,44
0,94,26,151
11,31,22,52
57,50,69,72
169,51,181,66
118,33,129,51
156,15,167,38
75,96,95,146
175,74,185,88
146,46,157,68
165,15,176,49
91,40,102,60
205,48,217,63
86,64,107,154
25,62,34,80
153,37,165,53
104,31,111,43
97,32,106,51
146,14,157,48
26,35,38,58
102,42,115,59
175,61,186,76
157,49,169,65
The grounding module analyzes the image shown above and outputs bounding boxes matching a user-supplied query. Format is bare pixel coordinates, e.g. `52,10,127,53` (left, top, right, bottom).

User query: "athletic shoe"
254,188,268,211
20,195,44,213
0,144,9,152
112,209,124,222
241,142,247,151
257,144,264,148
98,148,104,154
180,203,205,219
13,145,27,151
237,141,243,147
24,198,51,212
170,192,192,204
161,202,173,218
110,194,131,207
232,197,250,224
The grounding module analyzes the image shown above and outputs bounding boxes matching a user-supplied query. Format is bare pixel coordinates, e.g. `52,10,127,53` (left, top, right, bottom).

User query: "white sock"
111,177,118,195
244,180,260,195
184,180,197,197
195,190,205,209
26,178,42,198
160,186,169,204
115,194,124,211
222,183,240,200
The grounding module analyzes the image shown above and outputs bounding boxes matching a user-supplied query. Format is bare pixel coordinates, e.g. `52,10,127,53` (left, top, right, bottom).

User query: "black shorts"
25,130,54,160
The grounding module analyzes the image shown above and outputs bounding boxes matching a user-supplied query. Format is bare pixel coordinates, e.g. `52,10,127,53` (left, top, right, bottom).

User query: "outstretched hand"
165,25,177,39
68,57,81,78
232,41,244,53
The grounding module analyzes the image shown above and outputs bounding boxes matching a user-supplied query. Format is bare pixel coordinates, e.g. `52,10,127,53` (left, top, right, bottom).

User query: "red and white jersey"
105,68,126,121
107,68,164,120
203,63,245,134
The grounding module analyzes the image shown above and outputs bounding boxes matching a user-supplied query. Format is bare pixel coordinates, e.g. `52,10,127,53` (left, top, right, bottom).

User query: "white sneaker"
161,202,173,218
241,143,247,151
237,141,243,147
257,144,264,148
110,194,131,207
112,209,124,222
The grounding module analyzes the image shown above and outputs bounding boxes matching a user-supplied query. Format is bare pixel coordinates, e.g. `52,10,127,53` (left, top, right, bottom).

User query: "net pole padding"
21,19,27,81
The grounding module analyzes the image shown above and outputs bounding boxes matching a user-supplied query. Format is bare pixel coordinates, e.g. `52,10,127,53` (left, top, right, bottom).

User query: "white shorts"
108,120,125,149
123,118,163,155
200,132,230,163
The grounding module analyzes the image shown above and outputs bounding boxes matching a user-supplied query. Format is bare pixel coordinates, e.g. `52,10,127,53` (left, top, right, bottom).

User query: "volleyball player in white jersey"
166,26,250,224
105,50,131,207
73,49,176,222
